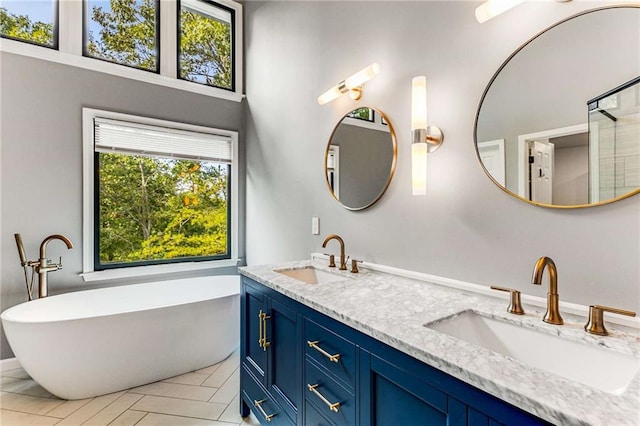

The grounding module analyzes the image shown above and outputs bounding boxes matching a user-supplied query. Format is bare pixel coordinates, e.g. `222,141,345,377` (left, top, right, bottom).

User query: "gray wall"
0,53,245,358
331,122,394,209
244,1,639,314
554,145,588,205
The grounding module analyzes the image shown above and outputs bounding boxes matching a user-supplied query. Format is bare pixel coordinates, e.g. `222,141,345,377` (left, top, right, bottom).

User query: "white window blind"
94,117,232,163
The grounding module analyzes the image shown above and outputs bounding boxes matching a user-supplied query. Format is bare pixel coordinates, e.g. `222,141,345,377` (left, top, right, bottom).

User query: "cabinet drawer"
305,359,355,426
305,399,337,426
242,366,293,426
304,318,356,389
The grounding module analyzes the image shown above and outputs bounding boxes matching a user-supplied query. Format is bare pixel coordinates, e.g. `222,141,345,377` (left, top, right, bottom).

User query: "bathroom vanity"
239,260,639,426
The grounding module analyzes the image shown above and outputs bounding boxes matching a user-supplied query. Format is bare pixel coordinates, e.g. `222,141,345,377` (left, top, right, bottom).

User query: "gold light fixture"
411,76,443,196
476,0,572,24
317,63,381,105
475,0,525,23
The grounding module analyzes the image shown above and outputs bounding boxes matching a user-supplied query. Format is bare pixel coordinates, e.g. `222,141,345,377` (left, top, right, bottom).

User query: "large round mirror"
475,6,640,208
325,107,397,210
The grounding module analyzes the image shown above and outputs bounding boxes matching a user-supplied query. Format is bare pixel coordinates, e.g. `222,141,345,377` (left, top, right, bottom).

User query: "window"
0,0,58,48
84,0,159,72
1,1,243,101
347,107,375,122
83,109,238,276
178,0,234,90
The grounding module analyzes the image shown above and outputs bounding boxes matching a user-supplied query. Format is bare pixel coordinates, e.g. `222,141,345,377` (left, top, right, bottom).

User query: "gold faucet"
36,234,73,298
531,256,563,325
322,234,347,270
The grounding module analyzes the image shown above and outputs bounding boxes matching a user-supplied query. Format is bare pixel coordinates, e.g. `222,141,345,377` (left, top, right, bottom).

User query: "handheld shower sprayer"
15,233,34,300
14,233,27,266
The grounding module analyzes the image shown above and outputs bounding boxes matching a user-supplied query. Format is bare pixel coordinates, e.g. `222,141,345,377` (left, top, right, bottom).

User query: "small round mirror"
325,107,397,210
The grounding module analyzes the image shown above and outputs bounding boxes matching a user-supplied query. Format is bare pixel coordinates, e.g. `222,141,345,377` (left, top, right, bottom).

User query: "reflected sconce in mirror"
317,63,381,105
411,76,443,196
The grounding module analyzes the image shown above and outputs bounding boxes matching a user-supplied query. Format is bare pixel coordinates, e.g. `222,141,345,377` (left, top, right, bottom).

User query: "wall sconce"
317,63,381,105
476,0,572,24
411,76,443,196
475,0,525,23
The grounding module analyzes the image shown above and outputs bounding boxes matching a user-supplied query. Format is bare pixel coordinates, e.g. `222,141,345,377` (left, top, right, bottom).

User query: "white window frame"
0,0,243,102
81,107,239,282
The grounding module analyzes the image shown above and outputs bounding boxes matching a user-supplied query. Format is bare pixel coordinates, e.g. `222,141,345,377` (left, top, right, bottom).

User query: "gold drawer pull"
259,310,271,351
307,383,340,413
307,340,341,363
258,310,264,349
254,399,276,422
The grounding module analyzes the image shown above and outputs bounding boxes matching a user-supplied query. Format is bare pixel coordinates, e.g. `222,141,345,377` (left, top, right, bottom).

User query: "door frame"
517,123,588,199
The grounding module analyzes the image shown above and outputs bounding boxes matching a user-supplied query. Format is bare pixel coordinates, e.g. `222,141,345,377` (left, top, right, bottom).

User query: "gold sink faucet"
322,234,347,270
531,256,563,325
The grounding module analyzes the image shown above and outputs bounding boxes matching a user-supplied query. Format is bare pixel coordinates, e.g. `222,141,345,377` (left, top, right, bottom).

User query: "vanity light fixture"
411,76,443,196
317,63,381,105
475,0,525,23
476,0,572,24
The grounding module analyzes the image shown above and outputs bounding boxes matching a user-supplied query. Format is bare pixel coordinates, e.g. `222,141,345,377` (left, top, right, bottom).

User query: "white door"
478,140,506,186
530,140,554,204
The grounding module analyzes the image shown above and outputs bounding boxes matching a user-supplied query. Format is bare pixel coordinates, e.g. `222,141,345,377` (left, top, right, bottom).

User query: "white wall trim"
310,253,640,330
0,357,21,371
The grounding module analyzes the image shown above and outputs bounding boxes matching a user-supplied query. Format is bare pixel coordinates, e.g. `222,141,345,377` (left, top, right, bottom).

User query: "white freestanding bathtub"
1,275,240,400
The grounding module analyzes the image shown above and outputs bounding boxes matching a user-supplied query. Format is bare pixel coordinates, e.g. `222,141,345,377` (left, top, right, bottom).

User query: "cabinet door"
241,280,268,385
266,297,302,422
360,350,467,426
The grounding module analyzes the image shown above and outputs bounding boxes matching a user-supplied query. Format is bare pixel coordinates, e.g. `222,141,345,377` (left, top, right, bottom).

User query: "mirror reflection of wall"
475,6,640,208
325,107,397,211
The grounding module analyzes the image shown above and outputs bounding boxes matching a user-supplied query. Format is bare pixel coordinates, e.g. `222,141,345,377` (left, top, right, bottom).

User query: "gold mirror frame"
324,107,398,211
474,5,640,209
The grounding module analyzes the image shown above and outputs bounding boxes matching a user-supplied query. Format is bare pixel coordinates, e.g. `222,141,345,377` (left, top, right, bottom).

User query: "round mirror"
475,6,640,208
325,107,397,210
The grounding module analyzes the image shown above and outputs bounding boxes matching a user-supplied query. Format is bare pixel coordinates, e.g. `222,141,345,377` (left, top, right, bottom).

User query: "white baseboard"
0,357,21,371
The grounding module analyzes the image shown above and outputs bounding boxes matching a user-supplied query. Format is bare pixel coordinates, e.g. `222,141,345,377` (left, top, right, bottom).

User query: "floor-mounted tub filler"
1,275,240,400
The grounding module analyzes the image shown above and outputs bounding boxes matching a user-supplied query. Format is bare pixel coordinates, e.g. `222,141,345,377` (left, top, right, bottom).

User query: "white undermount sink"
425,310,639,395
274,266,348,285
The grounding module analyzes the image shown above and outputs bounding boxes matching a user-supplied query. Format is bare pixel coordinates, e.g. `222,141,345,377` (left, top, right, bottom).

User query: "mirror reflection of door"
529,140,554,204
478,140,506,186
326,145,339,198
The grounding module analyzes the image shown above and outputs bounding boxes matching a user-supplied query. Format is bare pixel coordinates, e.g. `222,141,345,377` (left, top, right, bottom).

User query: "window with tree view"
179,0,234,90
0,1,57,48
85,0,159,72
93,117,232,270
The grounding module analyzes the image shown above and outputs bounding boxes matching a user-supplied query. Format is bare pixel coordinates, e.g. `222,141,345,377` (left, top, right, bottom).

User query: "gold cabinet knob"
585,305,636,336
490,286,525,315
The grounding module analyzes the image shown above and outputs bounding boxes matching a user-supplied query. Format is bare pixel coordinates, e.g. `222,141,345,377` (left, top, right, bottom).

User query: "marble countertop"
239,259,640,426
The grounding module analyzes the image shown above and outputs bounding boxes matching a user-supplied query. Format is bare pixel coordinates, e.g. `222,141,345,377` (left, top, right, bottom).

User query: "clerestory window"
0,0,58,48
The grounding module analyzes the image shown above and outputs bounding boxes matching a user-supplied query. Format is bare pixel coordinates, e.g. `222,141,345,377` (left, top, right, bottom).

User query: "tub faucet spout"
37,235,73,298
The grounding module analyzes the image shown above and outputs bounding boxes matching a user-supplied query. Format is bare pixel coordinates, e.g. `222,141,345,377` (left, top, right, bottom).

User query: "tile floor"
0,349,260,426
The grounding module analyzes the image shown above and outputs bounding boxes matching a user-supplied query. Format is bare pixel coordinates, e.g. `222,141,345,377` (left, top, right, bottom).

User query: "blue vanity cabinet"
240,276,549,426
358,349,547,426
241,278,302,425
